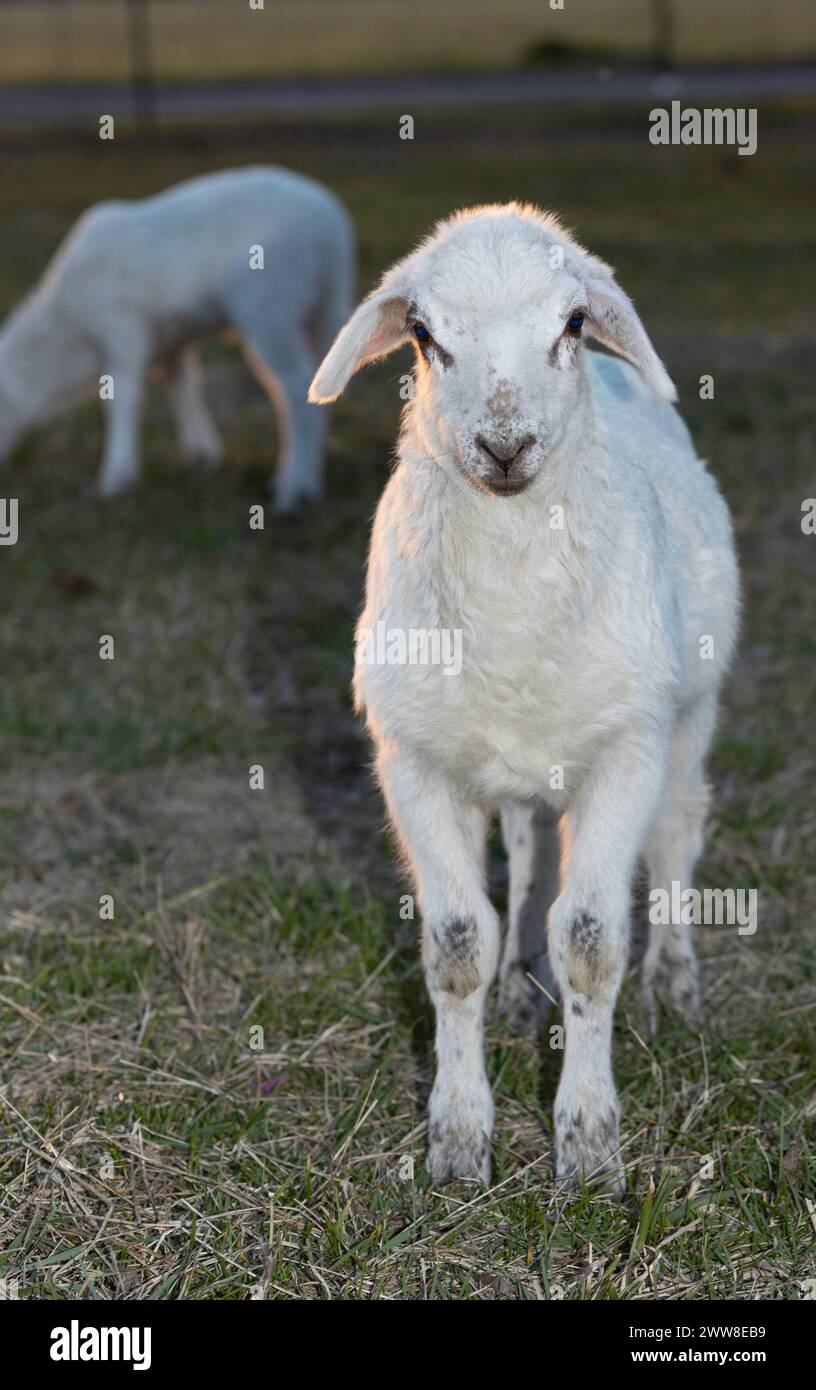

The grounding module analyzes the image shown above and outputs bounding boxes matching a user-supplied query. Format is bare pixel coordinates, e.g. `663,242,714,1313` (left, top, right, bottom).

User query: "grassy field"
0,103,815,1299
0,0,815,84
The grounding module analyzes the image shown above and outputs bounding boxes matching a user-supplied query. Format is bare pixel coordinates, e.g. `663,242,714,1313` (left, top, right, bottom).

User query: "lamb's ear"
585,275,676,402
309,290,410,404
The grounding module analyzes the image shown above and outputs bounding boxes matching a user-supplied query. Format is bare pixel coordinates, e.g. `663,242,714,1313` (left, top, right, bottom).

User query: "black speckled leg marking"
431,915,480,999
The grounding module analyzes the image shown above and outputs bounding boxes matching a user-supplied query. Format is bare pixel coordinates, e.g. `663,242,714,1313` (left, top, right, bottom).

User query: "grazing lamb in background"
0,166,354,509
310,203,739,1192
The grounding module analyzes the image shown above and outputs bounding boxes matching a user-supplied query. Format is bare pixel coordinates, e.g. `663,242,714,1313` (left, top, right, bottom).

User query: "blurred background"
0,0,814,1300
1,0,814,83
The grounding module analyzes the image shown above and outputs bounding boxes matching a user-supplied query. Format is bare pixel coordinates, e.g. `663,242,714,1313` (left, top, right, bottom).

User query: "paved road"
2,64,815,123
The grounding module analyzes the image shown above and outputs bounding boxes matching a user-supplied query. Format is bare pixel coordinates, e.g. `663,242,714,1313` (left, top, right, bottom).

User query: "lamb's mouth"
456,458,533,497
480,476,532,497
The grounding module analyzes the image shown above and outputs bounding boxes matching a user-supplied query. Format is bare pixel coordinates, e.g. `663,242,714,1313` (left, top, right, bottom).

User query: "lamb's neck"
0,292,98,426
398,400,615,559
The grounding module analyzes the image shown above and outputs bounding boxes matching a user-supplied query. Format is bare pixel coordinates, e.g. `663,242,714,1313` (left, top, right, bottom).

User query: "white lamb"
310,203,739,1192
0,166,354,509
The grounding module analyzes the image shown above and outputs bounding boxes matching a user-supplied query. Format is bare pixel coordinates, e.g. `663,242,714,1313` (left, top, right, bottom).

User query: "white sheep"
0,166,354,509
310,203,739,1192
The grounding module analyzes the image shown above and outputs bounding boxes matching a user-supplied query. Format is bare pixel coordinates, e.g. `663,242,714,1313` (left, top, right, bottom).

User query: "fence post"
125,0,156,124
650,0,677,72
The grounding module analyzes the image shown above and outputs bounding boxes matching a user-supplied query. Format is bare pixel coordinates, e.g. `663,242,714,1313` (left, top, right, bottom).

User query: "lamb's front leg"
377,748,499,1184
99,345,148,497
549,734,667,1194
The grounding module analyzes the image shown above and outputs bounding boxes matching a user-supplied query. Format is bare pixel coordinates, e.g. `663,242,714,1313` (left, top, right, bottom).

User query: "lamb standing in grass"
310,203,739,1192
0,167,354,509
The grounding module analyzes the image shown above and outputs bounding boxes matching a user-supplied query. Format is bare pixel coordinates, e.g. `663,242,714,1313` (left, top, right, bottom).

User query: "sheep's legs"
549,734,666,1193
377,749,498,1184
166,347,223,467
99,363,146,497
498,800,559,1030
239,322,326,512
641,694,717,1032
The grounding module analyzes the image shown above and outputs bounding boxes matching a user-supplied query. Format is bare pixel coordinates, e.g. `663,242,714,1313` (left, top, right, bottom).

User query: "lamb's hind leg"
498,800,559,1031
377,747,499,1184
166,346,223,467
641,693,718,1033
237,316,326,511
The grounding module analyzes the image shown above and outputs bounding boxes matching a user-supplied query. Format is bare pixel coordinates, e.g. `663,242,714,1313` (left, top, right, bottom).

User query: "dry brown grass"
1,757,319,921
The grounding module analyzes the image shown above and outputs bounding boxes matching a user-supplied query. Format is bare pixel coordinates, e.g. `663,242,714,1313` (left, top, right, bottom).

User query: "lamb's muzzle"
473,431,537,493
310,200,739,1195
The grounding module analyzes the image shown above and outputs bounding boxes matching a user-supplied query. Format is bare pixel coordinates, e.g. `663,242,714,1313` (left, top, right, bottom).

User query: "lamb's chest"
369,624,597,803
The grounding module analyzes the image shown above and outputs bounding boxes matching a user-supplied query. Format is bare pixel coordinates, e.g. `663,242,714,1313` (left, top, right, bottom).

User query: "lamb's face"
407,280,590,497
308,204,677,479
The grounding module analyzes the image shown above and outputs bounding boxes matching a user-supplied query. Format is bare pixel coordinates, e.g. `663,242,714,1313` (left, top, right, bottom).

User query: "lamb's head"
310,202,676,498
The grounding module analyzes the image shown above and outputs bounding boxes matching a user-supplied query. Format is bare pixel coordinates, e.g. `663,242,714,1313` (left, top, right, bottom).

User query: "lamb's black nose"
475,434,536,474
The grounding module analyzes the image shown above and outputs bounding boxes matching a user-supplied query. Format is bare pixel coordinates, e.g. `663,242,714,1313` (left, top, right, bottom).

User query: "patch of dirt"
0,755,324,925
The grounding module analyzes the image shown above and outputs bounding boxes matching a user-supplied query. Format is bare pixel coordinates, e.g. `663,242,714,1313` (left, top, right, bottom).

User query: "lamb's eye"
566,312,584,334
414,323,431,342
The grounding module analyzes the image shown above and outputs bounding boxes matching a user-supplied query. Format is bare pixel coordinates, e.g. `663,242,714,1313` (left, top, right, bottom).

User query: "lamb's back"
44,167,350,329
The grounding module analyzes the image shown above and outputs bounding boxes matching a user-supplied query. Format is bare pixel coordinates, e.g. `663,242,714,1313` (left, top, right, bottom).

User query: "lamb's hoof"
556,1156,626,1199
427,1082,493,1185
554,1103,624,1197
497,965,537,1035
427,1121,491,1186
272,482,321,516
98,474,137,499
184,445,223,471
642,958,701,1035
